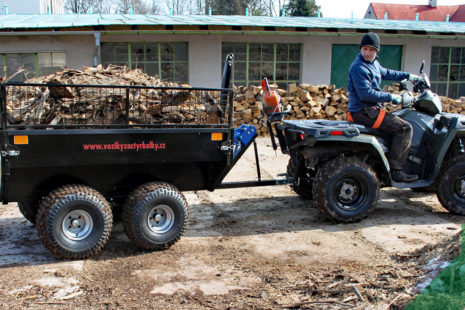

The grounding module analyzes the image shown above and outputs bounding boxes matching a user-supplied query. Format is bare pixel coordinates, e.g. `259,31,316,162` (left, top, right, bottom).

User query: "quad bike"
265,61,465,223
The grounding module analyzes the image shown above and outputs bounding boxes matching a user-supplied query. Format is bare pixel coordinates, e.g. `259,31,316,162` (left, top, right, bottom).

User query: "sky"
317,0,465,18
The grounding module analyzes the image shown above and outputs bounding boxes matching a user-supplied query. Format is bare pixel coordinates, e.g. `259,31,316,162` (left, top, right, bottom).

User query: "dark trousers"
351,106,413,170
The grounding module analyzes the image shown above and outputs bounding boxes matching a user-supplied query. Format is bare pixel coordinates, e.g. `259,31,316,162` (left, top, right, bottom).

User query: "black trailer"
0,55,284,259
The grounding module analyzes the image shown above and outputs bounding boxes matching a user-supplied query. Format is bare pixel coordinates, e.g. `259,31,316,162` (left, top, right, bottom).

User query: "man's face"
361,46,378,62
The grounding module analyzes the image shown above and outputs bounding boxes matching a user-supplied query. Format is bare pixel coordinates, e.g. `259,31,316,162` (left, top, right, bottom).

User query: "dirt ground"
0,138,463,309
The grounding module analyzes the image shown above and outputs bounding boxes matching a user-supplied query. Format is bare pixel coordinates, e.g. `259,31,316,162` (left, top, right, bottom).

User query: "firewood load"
6,65,223,126
233,82,465,136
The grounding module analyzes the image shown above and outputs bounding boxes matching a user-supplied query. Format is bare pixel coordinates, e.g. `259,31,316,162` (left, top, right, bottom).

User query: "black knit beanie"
360,32,380,52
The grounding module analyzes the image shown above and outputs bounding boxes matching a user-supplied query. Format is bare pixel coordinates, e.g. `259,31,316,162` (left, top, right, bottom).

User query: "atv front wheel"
313,157,379,223
436,155,465,215
287,156,313,199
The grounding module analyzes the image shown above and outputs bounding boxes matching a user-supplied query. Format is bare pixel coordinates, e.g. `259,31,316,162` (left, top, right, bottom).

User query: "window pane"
262,44,274,62
22,54,36,72
438,65,448,81
460,65,465,81
439,47,449,63
276,62,287,80
145,44,158,61
249,43,261,61
436,83,447,96
132,43,145,65
289,44,301,61
38,53,51,68
175,62,188,83
161,43,174,61
101,43,128,65
451,47,461,64
52,52,66,67
233,61,246,80
115,44,129,61
288,63,300,80
38,52,65,76
276,44,288,61
146,62,158,77
450,65,459,81
459,84,465,97
6,54,29,81
448,83,458,98
262,62,273,79
161,62,174,80
249,62,261,80
174,43,188,61
430,64,438,81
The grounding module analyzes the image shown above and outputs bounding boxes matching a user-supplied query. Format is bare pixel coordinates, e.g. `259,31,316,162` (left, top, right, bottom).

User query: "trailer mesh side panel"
3,83,231,128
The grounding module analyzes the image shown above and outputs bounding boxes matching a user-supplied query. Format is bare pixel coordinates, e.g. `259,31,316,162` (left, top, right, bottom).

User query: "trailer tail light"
14,135,28,145
330,131,343,136
211,132,223,141
300,134,304,140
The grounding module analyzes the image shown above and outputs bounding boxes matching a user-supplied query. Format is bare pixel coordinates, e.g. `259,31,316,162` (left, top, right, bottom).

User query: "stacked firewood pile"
233,82,465,136
6,65,465,130
6,65,222,126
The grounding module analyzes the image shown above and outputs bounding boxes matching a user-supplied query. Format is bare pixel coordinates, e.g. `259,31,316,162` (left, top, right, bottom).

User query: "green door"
331,44,403,89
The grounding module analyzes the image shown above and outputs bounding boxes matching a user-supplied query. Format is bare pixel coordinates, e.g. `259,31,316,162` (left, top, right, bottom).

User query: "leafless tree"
115,0,161,14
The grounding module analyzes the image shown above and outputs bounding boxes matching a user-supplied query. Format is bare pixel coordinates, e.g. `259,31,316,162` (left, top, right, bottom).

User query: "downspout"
94,32,101,67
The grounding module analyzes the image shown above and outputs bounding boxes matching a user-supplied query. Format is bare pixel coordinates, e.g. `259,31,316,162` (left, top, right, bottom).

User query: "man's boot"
391,169,419,183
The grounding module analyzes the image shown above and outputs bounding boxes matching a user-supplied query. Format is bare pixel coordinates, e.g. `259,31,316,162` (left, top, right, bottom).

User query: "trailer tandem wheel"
18,201,36,225
122,182,189,250
35,185,113,259
287,156,313,200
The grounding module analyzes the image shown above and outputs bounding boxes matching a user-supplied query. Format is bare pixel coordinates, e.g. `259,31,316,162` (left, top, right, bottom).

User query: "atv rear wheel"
287,156,313,199
436,155,465,215
313,157,379,223
122,182,189,250
36,185,113,259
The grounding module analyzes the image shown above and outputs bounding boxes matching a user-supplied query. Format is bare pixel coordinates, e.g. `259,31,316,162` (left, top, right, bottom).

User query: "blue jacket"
348,53,410,112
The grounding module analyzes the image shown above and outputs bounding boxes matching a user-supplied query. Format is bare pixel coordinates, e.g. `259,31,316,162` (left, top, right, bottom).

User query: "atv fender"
433,117,465,178
315,134,390,172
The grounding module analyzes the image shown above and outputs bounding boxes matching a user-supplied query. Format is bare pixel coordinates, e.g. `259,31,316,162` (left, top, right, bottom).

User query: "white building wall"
2,32,462,89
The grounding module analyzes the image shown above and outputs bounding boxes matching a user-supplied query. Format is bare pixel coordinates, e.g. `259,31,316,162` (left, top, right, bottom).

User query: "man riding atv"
348,32,420,183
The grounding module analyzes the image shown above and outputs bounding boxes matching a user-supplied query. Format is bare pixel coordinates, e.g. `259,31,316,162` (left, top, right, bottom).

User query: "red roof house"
364,1,465,22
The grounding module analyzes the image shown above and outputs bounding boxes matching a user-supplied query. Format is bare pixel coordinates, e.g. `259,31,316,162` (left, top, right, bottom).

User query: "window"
0,52,66,81
430,46,465,98
101,42,188,83
222,42,301,87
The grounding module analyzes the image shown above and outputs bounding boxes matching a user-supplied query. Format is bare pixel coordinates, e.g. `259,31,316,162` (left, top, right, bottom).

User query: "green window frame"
0,52,66,81
101,42,188,83
222,42,301,87
430,46,465,99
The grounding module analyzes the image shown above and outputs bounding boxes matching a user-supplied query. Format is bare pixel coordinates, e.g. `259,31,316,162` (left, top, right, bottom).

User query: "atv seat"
348,122,385,137
310,120,384,137
309,120,391,152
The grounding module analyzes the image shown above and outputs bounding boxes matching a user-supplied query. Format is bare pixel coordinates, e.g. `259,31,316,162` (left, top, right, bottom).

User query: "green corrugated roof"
0,14,464,34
